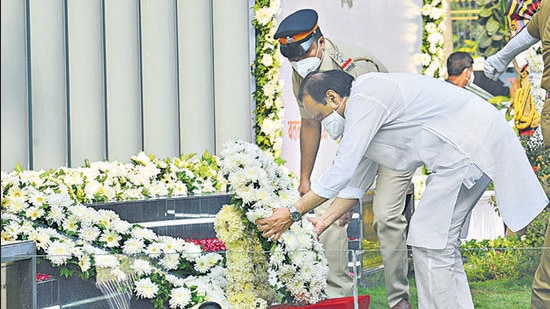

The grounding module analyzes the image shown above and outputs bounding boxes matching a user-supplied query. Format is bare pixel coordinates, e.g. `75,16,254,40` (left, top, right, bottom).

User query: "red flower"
533,166,539,172
36,273,52,282
186,238,226,252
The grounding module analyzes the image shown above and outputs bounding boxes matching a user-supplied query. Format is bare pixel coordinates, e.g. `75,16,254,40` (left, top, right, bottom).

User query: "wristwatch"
289,205,302,222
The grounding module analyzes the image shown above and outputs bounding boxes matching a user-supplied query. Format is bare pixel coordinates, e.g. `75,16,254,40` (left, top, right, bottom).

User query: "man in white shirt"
258,70,548,309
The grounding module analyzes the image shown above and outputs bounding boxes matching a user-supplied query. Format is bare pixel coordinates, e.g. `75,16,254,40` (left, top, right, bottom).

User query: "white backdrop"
279,0,424,180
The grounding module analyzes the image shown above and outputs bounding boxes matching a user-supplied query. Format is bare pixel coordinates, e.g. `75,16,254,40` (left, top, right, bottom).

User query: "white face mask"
290,39,323,78
321,111,345,140
321,99,345,140
467,70,475,86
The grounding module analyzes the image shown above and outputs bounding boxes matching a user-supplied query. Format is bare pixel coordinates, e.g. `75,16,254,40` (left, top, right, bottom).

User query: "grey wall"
1,0,254,171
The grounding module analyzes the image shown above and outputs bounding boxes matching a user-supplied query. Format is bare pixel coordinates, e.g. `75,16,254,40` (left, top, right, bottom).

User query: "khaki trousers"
531,218,550,309
315,199,354,298
373,166,415,307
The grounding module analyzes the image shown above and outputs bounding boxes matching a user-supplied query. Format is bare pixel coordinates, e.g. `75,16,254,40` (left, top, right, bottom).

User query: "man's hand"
256,208,294,241
483,53,507,81
338,208,354,227
308,216,330,235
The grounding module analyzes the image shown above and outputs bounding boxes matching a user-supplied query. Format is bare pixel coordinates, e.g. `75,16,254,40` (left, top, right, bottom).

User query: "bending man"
258,70,548,309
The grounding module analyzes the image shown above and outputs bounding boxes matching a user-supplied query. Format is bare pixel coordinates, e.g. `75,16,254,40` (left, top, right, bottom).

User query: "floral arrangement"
1,152,231,309
521,131,550,197
525,42,545,114
416,0,447,78
214,140,328,308
251,0,285,160
12,150,226,206
1,189,228,308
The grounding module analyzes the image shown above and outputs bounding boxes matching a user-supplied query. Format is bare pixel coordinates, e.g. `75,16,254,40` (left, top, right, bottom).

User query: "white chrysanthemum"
28,191,46,207
99,230,121,248
149,181,168,197
78,255,91,272
7,185,25,200
62,216,79,233
206,265,227,289
131,226,158,241
134,277,159,299
84,180,101,200
145,242,165,259
79,225,101,242
255,7,275,26
205,252,222,267
260,53,273,67
194,255,211,273
425,22,437,34
111,267,127,281
4,196,27,213
169,286,192,308
94,254,119,268
159,236,184,253
48,205,65,225
28,229,51,250
160,253,180,270
111,219,132,234
25,206,44,220
121,187,144,200
131,259,153,276
165,274,185,287
170,181,188,196
181,242,203,261
45,192,73,207
428,7,444,20
47,240,72,266
427,32,443,46
123,238,145,255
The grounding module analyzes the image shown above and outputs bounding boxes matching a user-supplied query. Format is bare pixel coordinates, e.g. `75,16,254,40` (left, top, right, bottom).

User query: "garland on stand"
215,140,328,308
416,0,447,78
251,0,285,161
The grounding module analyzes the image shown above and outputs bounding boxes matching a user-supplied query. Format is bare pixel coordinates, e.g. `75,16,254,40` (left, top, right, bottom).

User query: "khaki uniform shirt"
527,0,550,91
291,38,388,118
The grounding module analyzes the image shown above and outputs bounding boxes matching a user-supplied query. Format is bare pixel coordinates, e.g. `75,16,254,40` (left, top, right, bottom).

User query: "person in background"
258,69,548,309
483,2,549,306
446,51,480,241
273,8,414,308
446,51,475,88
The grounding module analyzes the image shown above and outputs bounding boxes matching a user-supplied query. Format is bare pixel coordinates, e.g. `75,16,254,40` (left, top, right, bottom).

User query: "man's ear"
326,89,337,103
319,36,325,49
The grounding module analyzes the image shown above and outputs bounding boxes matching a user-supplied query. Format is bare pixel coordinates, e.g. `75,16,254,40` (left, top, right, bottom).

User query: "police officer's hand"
298,179,311,196
484,53,508,81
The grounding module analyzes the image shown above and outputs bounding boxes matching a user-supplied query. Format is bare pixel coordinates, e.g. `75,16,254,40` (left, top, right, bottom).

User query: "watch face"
290,212,301,221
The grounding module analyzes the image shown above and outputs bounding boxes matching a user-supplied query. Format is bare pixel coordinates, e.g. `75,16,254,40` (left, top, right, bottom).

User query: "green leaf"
15,162,24,172
485,18,501,36
477,31,492,48
59,267,74,278
479,6,493,17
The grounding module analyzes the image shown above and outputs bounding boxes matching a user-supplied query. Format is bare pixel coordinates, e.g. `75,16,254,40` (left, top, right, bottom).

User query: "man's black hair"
447,52,474,76
298,70,355,104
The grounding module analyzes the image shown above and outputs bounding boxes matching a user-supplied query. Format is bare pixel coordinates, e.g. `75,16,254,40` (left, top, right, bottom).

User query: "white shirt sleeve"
311,76,399,198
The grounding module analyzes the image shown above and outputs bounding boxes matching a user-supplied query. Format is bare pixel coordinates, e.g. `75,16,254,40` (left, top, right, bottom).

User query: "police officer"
273,9,414,309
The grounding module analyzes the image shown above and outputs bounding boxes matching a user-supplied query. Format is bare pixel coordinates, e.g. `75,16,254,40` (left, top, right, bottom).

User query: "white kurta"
311,72,548,249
